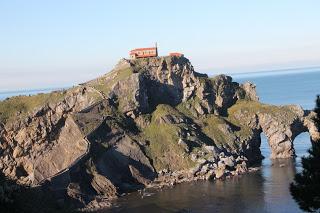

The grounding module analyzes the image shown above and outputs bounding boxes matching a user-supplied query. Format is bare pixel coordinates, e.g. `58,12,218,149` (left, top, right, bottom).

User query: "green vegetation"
175,102,192,118
86,89,105,103
143,123,195,171
176,96,203,118
0,85,104,124
0,90,66,123
202,114,239,149
151,104,185,122
228,100,297,124
142,105,195,171
153,100,300,154
89,67,133,96
202,115,228,144
222,99,300,146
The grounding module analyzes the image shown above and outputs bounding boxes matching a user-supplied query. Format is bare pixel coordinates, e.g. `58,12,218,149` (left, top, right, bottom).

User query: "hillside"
0,56,318,211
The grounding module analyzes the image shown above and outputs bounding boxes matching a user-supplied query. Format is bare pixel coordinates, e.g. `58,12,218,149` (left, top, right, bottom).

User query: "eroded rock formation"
229,102,316,159
0,56,318,210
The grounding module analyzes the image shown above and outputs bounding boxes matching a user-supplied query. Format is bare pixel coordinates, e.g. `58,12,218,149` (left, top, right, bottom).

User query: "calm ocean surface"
1,70,320,213
0,88,65,101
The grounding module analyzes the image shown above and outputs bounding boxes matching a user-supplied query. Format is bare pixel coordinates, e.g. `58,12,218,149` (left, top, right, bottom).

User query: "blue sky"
1,0,320,91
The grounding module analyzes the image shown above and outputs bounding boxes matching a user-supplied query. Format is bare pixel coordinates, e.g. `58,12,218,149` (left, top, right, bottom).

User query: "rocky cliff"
0,56,318,210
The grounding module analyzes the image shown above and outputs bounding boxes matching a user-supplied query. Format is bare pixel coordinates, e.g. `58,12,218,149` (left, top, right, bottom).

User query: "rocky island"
0,56,319,211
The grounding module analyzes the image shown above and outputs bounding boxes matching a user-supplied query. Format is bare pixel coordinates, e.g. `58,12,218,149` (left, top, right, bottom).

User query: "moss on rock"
228,100,298,125
0,90,66,123
87,67,133,96
142,105,195,172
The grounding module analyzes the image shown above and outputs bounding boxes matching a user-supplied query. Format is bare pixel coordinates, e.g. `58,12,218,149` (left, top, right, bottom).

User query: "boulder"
215,168,225,179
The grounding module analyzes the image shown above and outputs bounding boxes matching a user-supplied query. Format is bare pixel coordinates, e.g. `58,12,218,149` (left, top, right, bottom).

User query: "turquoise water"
1,70,320,212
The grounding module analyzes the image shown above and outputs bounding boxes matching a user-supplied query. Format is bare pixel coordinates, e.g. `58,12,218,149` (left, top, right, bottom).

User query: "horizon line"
204,65,320,76
1,65,320,94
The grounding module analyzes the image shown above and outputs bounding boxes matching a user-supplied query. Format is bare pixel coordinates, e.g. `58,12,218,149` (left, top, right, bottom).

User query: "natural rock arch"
258,113,307,159
259,128,310,159
256,108,317,159
231,102,319,160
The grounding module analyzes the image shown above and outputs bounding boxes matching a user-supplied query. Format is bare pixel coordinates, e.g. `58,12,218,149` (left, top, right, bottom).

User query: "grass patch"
224,100,299,143
0,86,103,124
0,90,66,123
89,67,133,96
202,114,239,149
142,104,196,172
227,100,297,124
143,123,195,172
151,104,185,122
176,96,204,118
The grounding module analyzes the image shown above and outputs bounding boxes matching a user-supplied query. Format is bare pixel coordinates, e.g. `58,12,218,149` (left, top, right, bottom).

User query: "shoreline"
81,165,261,211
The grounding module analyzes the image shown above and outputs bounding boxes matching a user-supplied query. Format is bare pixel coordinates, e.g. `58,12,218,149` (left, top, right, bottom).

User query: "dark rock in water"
0,55,318,211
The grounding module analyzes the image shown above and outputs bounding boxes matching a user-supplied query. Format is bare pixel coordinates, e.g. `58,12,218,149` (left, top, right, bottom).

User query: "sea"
1,69,320,213
0,88,65,101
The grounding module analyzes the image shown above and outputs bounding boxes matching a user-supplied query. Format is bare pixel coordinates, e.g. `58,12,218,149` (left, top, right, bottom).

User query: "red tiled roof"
135,53,157,58
130,47,157,53
170,52,183,56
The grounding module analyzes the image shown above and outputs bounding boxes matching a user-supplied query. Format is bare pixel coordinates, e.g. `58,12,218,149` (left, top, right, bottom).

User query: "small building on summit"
129,44,158,59
129,44,184,59
169,52,184,57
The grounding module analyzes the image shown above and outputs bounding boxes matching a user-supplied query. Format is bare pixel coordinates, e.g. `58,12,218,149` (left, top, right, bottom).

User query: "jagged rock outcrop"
0,86,102,185
106,57,206,116
103,57,256,118
0,55,318,210
229,102,311,159
33,116,89,184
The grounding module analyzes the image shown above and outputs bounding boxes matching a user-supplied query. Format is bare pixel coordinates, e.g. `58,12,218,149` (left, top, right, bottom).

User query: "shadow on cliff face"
0,170,20,213
38,106,158,209
33,132,158,210
145,79,183,112
0,170,77,213
41,116,159,206
89,142,156,193
87,119,156,186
